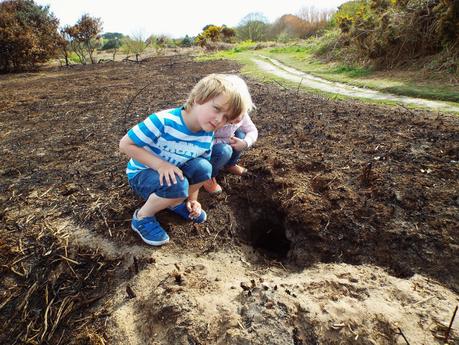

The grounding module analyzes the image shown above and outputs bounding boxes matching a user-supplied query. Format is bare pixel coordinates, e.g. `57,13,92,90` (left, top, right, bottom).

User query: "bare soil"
1,55,458,345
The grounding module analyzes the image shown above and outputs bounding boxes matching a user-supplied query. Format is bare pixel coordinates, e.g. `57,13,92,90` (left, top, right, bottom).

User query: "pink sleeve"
239,113,258,147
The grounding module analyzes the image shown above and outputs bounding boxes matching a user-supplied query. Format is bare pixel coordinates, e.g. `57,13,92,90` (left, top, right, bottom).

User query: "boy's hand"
156,161,184,186
229,136,248,152
186,200,202,219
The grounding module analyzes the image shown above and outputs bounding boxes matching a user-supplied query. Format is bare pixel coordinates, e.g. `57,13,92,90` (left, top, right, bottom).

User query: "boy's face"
193,93,233,132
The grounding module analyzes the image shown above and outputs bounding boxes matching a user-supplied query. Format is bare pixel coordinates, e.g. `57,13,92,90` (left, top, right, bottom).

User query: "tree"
75,14,102,64
180,35,193,47
63,14,102,64
147,34,168,55
101,32,123,51
221,25,236,42
101,32,123,40
58,26,72,66
0,0,61,72
236,12,270,41
122,32,147,61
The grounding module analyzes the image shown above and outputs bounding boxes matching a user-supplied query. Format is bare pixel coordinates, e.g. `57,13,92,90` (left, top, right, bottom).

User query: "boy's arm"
186,184,201,218
188,187,200,202
119,134,183,186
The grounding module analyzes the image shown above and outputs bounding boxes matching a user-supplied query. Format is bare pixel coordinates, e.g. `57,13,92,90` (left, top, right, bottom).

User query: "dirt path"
1,55,458,344
253,56,459,113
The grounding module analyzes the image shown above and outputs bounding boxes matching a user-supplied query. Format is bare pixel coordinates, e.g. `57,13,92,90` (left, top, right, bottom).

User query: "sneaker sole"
203,185,223,194
207,189,222,194
131,225,169,246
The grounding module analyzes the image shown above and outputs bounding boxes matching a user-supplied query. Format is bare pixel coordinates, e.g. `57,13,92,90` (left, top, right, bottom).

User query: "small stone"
240,282,250,291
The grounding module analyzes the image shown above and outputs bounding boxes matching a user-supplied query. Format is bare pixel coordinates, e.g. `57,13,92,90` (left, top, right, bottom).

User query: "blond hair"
184,73,254,121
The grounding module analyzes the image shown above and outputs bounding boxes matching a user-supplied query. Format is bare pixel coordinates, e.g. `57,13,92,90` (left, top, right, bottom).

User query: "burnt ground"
0,54,458,344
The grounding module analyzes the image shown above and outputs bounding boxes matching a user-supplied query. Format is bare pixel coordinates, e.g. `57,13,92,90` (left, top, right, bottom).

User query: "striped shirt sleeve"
127,114,164,147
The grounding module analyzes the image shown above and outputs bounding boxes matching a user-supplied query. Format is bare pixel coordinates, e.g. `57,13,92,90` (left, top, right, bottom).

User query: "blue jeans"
129,157,212,200
210,129,245,178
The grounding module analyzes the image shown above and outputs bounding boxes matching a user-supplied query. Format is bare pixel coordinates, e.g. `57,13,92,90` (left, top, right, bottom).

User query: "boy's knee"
156,178,189,198
183,157,212,184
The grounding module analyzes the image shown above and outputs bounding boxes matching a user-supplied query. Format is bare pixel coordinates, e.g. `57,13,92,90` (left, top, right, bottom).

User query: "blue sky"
36,0,348,38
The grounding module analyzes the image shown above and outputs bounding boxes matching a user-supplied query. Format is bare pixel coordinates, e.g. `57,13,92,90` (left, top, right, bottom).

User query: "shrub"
0,0,60,72
332,0,459,69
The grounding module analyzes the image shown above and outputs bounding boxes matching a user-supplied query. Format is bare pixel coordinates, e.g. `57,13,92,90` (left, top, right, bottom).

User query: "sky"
35,0,349,38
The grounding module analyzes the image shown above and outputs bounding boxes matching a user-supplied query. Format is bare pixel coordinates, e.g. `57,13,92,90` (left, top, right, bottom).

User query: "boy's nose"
215,113,224,123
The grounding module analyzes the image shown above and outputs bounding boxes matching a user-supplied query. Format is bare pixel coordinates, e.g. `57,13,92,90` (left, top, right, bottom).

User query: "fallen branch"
445,305,458,343
397,327,411,345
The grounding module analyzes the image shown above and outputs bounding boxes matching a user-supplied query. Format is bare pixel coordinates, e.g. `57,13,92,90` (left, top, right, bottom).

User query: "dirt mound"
1,55,458,344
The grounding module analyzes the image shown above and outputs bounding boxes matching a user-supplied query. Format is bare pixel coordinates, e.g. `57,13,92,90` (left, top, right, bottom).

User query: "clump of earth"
0,55,458,344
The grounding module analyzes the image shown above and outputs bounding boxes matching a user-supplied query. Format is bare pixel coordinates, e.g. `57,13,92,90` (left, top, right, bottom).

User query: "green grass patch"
232,40,257,52
257,47,459,104
269,45,309,54
330,65,371,78
193,45,459,112
68,52,81,64
382,85,459,103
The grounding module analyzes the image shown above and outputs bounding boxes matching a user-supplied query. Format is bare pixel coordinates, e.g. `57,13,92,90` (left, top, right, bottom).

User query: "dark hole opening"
248,208,290,260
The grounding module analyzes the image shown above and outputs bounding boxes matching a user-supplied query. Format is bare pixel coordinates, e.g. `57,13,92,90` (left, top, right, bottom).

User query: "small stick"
272,79,288,90
133,256,139,274
126,285,136,299
397,327,410,345
296,77,303,95
445,305,458,343
58,255,80,265
123,80,156,132
412,296,433,306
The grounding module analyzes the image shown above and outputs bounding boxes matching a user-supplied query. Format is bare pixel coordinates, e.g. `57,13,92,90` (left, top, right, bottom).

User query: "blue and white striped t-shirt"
126,107,213,180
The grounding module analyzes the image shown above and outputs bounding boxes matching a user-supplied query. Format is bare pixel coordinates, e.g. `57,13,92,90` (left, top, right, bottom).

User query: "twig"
398,104,415,117
133,256,139,275
397,327,411,345
296,77,303,95
272,79,288,90
58,255,80,265
123,80,156,132
96,207,112,237
412,296,433,306
126,285,136,299
445,305,458,343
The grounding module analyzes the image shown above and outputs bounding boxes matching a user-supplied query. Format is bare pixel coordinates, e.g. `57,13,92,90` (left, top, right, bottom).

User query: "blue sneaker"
131,210,169,246
169,203,207,224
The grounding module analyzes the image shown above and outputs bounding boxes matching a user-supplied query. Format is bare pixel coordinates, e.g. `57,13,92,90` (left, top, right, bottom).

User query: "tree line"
3,0,455,73
0,0,333,72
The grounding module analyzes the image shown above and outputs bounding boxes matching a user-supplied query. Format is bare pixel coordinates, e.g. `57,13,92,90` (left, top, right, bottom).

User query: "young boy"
119,74,253,246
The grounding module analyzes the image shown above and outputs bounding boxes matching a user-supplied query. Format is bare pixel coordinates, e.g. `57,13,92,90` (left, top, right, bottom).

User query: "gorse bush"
332,0,459,70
